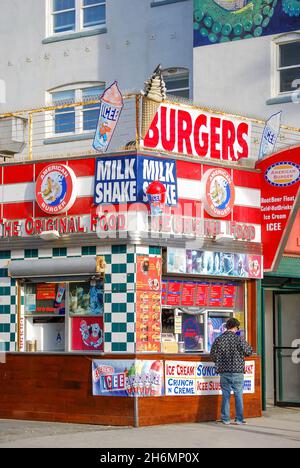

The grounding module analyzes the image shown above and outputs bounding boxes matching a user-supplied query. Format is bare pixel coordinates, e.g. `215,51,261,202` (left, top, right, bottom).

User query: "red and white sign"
143,103,251,161
202,168,235,218
256,147,300,271
36,164,77,215
0,157,261,241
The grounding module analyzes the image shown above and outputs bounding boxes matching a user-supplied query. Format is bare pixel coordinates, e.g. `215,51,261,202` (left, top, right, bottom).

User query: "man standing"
210,318,253,425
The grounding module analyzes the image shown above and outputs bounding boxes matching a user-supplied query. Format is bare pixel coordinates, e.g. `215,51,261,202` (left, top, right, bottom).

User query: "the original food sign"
143,103,251,161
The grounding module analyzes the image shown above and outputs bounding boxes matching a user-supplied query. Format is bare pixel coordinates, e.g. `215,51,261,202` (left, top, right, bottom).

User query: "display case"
161,278,246,354
23,279,104,352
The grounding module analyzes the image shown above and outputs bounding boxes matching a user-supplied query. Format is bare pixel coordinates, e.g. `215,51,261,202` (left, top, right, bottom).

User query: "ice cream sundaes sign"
93,81,124,153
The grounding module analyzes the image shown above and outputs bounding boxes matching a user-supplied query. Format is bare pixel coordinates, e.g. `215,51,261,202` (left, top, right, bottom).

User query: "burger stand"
0,98,263,426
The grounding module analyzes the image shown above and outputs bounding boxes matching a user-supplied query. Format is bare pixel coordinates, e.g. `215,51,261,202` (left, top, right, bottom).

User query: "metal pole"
134,395,139,428
28,113,33,160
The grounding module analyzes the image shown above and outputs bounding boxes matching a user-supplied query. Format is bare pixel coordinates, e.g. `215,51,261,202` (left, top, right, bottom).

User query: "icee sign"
94,155,178,205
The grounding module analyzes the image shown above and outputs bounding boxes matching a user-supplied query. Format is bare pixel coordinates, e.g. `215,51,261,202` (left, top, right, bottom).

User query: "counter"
0,353,262,426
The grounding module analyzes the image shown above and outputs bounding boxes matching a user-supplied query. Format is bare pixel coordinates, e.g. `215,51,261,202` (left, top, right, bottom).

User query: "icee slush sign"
92,360,164,397
143,103,251,161
165,361,255,396
94,155,177,205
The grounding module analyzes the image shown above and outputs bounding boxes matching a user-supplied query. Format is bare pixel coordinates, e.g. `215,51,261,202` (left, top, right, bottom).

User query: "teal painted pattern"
0,251,16,352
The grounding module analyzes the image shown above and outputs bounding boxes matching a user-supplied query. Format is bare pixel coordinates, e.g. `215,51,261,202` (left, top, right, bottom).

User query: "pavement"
0,406,299,448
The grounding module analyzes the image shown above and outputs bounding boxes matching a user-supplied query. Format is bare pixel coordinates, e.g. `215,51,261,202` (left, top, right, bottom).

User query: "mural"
194,0,300,46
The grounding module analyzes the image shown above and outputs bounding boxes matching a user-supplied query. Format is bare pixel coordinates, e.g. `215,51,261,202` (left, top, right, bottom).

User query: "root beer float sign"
143,103,251,161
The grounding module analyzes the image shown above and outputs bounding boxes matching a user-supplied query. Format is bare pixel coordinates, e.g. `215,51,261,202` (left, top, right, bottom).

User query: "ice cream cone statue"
141,64,167,139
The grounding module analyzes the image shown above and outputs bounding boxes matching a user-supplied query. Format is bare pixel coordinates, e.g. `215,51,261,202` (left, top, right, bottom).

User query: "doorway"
274,293,300,406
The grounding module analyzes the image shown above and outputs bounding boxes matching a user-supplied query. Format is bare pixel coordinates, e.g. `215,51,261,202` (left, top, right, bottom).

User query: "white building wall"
0,0,193,112
193,33,300,128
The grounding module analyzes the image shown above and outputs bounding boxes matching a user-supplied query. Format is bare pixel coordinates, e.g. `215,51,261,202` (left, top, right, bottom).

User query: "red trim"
68,159,96,177
232,206,262,225
176,161,201,180
67,197,94,216
3,165,34,184
233,171,261,190
3,202,34,220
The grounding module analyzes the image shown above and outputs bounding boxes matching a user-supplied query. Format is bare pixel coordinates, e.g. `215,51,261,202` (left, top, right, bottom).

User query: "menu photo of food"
136,291,161,353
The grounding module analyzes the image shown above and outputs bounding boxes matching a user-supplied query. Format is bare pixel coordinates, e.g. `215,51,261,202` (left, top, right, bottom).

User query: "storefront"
0,95,264,426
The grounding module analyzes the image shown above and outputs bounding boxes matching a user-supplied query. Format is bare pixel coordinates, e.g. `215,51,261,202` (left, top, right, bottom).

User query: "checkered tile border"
0,245,161,354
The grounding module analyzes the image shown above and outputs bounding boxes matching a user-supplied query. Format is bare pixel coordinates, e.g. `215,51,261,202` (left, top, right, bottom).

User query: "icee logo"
292,339,300,364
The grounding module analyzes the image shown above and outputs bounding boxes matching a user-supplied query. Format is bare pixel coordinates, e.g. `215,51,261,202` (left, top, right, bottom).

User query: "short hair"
226,318,240,330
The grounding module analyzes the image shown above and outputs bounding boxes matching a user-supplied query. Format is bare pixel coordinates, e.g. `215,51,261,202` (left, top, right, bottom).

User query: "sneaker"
234,419,247,425
221,420,231,426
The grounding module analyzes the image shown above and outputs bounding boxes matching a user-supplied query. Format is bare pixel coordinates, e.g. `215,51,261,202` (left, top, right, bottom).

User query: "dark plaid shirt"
210,331,253,374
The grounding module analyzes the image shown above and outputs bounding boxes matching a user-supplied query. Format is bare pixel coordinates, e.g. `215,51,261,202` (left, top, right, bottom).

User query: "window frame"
48,0,106,37
46,83,105,138
162,67,190,100
273,34,300,98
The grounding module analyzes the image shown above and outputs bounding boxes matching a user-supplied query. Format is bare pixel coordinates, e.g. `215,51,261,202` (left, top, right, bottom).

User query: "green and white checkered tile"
0,251,16,352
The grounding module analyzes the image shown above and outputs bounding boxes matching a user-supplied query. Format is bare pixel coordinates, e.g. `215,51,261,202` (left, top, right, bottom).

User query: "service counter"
0,353,262,426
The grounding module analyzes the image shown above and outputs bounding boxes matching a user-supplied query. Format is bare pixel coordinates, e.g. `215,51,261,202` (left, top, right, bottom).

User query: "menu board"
166,281,182,306
36,284,56,301
223,284,236,308
181,282,196,307
209,284,223,308
162,280,237,309
195,283,210,307
136,255,162,352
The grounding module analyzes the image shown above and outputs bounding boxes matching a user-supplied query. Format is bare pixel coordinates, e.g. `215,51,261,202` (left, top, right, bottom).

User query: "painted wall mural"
194,0,300,46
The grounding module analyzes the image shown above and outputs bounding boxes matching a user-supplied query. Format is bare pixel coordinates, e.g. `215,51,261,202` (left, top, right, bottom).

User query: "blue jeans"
220,373,244,423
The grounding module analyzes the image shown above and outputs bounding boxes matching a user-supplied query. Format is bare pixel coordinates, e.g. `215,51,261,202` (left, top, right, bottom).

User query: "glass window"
83,0,106,28
50,85,105,135
69,280,104,316
278,41,300,94
53,0,76,33
161,280,245,354
163,68,190,99
52,0,106,35
82,86,104,131
52,90,75,134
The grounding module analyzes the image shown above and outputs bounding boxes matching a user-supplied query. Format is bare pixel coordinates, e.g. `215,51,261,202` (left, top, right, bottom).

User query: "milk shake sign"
94,155,178,205
143,103,251,161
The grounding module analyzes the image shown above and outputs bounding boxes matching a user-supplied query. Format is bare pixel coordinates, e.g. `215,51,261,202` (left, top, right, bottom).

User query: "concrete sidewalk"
0,406,299,448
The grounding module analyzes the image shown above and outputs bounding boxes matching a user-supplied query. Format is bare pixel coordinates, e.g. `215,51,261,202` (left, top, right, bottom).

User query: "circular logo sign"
265,162,300,187
203,169,235,218
36,164,77,215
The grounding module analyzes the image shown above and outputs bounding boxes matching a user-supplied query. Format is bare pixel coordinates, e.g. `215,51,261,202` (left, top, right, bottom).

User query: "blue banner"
94,155,178,206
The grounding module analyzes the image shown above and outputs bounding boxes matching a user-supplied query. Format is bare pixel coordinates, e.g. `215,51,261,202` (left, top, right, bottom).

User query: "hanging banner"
258,112,282,160
165,360,255,396
93,81,124,153
92,360,164,397
256,148,300,271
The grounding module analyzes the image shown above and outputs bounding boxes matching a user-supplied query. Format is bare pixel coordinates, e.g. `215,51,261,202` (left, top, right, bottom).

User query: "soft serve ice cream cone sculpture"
141,64,167,139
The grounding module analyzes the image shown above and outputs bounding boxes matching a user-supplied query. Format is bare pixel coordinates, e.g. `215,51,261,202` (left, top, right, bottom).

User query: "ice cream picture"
93,81,124,153
141,64,167,139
